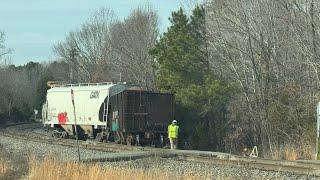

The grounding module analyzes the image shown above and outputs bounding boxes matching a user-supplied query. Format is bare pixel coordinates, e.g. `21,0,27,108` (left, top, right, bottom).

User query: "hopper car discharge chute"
42,82,173,147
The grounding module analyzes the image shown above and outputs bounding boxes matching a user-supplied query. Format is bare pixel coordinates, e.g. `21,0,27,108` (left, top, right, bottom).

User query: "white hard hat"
172,120,177,123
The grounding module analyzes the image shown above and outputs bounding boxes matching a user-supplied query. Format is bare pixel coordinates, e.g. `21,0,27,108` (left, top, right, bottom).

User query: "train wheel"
96,133,104,142
52,130,60,138
126,135,134,145
61,132,69,139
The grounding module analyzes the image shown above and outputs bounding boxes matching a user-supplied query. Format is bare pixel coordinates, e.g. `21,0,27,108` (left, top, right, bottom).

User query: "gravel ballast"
0,135,117,161
99,157,317,179
0,127,318,179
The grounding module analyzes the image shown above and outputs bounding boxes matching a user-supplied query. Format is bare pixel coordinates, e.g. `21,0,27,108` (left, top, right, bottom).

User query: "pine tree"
151,6,234,151
150,8,205,92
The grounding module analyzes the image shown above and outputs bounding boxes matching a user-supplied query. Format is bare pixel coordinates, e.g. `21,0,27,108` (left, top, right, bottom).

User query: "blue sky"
0,0,185,65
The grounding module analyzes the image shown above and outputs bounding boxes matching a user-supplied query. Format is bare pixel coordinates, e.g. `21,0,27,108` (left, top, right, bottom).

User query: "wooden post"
71,89,81,161
316,102,320,160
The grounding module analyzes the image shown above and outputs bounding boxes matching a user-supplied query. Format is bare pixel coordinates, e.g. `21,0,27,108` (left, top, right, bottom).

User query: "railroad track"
1,123,320,177
0,126,142,152
171,150,320,177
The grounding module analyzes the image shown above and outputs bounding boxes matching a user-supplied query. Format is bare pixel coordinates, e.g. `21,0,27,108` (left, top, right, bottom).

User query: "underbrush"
270,142,314,160
28,156,213,180
0,160,8,175
0,145,10,179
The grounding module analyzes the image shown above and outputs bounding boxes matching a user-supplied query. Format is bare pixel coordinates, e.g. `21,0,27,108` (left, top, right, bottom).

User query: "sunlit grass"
0,146,9,177
0,161,8,175
284,147,298,161
271,143,314,160
28,156,213,180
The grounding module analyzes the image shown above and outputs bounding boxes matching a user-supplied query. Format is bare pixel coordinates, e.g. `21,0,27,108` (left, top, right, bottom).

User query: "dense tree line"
0,1,319,159
205,0,319,158
0,59,69,124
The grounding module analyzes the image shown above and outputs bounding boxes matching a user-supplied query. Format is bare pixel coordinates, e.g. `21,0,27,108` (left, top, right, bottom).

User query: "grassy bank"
28,157,212,180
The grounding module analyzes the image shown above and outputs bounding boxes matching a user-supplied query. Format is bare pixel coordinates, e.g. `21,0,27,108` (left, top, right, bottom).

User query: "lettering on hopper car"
90,91,100,99
57,112,68,124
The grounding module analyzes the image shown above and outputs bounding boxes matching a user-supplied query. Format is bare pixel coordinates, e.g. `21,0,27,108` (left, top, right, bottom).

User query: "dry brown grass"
299,143,314,160
0,145,8,175
0,161,8,175
271,148,281,160
28,156,212,180
0,145,10,179
271,142,314,160
284,147,298,161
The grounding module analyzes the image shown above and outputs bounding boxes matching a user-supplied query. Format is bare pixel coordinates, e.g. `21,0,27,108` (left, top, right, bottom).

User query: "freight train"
42,82,173,146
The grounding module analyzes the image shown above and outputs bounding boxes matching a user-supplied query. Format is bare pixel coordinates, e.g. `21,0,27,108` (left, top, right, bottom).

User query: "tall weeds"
270,142,315,160
28,156,212,180
0,145,9,178
0,161,8,175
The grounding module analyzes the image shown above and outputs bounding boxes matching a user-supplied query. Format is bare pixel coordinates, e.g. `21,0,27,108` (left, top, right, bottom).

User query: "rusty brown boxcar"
100,85,174,146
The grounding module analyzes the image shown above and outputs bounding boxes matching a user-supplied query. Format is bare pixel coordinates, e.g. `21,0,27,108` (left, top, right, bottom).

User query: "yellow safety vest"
168,124,179,139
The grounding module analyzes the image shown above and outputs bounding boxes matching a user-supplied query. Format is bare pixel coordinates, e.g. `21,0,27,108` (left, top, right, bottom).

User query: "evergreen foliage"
151,6,235,150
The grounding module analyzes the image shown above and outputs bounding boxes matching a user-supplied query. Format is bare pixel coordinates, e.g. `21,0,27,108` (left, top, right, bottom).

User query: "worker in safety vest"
168,120,179,150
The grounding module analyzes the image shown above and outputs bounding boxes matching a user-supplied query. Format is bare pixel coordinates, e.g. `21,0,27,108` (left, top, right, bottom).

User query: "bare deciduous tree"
0,31,12,65
206,0,320,158
53,6,159,87
110,7,159,89
54,7,116,82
